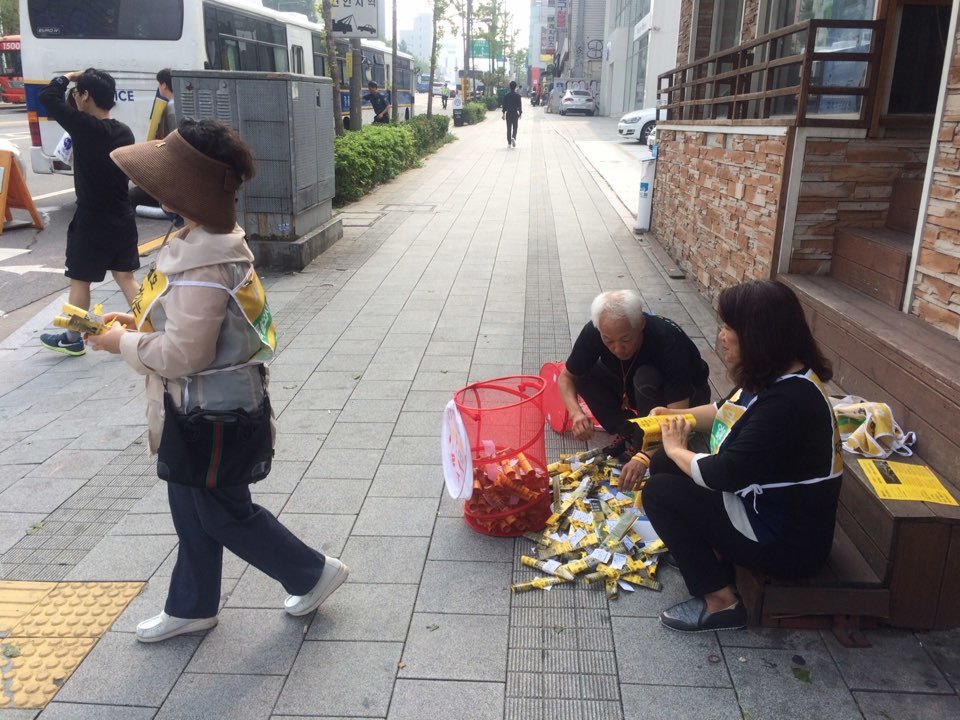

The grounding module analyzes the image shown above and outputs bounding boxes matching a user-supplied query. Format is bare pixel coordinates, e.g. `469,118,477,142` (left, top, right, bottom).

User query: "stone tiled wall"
651,129,787,302
790,138,928,275
677,0,694,67
912,24,960,339
741,0,760,43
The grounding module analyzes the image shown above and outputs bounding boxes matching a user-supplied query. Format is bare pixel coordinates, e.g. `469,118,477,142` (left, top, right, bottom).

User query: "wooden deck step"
831,226,912,309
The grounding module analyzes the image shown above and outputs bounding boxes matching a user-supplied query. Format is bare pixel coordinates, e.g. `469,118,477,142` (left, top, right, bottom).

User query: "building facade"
599,0,681,116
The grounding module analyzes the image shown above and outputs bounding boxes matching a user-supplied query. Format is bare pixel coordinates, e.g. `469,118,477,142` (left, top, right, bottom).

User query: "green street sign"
472,39,490,58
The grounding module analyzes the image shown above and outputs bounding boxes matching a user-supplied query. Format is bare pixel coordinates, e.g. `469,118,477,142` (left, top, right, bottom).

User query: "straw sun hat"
110,130,242,233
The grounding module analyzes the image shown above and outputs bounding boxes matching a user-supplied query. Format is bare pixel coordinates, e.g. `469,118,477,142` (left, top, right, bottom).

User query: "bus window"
27,0,184,41
222,39,241,71
311,34,326,76
292,45,304,74
204,4,288,72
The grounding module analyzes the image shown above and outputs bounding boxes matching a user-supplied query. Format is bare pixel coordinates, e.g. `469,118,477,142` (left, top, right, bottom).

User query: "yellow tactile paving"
0,582,56,634
0,581,144,709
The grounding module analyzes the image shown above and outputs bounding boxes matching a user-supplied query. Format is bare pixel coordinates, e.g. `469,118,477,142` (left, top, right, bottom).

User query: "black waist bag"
157,391,274,488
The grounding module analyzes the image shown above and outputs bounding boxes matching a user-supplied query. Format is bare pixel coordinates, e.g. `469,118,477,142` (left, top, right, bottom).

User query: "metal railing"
657,19,884,127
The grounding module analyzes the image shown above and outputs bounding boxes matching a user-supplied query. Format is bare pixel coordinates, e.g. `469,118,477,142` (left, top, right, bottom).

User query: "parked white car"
559,89,595,116
618,107,657,144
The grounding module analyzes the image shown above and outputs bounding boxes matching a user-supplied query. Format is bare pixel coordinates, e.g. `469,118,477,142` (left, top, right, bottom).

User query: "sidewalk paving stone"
368,464,443,499
415,560,512,615
611,617,730,688
306,583,417,642
0,478,95,514
274,640,402,717
64,535,177,581
620,685,743,720
824,630,952,693
727,645,865,720
185,609,306,675
427,517,515,563
52,632,201,707
287,476,371,514
387,680,504,720
155,673,284,720
852,690,960,719
399,613,508,682
353,496,439,537
340,536,428,585
38,703,156,719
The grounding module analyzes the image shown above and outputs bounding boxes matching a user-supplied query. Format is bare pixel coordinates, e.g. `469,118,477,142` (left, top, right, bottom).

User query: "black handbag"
157,385,274,489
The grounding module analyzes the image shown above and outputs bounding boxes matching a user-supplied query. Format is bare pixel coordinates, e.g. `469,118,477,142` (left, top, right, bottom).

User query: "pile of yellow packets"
510,445,668,600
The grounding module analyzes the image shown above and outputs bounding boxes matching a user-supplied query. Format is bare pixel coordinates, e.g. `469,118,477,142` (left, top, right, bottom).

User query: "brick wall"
677,0,694,68
790,139,928,274
741,0,760,44
911,25,960,339
651,129,787,302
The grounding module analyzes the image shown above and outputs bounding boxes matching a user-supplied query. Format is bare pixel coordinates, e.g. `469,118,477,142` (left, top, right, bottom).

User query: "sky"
385,0,532,51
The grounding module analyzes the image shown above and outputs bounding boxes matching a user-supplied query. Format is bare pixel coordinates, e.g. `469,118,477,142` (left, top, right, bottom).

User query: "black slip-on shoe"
660,597,747,633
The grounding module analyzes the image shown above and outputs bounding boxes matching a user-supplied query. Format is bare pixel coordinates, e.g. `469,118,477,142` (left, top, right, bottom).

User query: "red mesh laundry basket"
454,375,550,536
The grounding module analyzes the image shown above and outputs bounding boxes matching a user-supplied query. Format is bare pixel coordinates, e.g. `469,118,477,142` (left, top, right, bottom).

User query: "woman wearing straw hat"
88,119,349,643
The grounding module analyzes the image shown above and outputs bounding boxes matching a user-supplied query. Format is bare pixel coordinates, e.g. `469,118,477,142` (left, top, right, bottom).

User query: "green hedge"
404,113,452,156
481,95,500,110
462,102,488,125
334,114,453,204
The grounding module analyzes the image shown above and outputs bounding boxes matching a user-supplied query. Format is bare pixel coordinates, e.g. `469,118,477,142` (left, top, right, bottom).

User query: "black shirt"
39,76,134,215
365,91,389,120
695,370,842,552
502,90,522,116
565,315,710,406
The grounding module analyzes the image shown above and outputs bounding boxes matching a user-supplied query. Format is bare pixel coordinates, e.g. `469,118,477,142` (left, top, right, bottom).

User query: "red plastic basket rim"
453,375,546,415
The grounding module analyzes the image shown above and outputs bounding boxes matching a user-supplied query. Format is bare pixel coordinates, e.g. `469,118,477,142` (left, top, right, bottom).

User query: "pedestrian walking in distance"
502,80,522,148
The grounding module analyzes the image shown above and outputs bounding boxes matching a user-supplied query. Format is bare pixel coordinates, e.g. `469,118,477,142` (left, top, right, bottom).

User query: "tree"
320,0,345,136
474,0,512,95
0,0,19,35
426,0,456,118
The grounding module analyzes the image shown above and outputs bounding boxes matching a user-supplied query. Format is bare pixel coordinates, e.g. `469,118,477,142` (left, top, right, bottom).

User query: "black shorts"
65,207,140,282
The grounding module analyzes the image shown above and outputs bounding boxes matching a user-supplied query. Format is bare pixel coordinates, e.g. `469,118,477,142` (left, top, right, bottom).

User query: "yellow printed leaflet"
858,459,958,506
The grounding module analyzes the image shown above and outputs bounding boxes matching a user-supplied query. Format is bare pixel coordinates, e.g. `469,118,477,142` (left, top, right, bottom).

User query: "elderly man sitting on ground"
558,289,712,449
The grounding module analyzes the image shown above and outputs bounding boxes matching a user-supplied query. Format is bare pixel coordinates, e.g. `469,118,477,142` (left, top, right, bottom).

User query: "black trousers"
164,483,326,618
642,453,826,598
505,113,519,143
574,360,712,438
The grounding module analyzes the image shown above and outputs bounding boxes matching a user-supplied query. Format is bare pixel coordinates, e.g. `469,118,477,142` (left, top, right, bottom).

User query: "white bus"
21,0,416,174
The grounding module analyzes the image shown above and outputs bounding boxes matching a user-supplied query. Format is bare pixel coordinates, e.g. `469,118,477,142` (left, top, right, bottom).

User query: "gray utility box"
172,70,342,271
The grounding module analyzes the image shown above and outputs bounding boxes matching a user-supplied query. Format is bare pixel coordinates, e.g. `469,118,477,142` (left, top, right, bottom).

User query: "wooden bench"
734,275,960,644
830,177,923,309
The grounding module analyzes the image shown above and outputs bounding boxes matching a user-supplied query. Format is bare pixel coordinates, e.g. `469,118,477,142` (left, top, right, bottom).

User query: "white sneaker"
135,611,218,643
284,558,350,616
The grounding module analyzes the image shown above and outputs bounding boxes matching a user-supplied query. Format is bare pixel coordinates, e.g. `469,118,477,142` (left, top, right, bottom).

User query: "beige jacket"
119,225,271,453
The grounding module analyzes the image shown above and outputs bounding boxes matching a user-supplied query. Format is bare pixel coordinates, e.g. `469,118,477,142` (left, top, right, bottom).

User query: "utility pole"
350,38,362,130
391,0,398,122
464,0,472,99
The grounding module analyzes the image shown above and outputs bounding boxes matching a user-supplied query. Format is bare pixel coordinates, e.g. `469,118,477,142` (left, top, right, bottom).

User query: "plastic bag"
54,133,73,166
831,395,916,458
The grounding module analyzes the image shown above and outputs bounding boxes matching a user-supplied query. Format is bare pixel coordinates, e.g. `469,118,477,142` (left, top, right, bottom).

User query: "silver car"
560,89,595,116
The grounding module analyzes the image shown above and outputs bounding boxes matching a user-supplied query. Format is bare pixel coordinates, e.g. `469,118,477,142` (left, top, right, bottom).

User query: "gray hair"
590,290,645,329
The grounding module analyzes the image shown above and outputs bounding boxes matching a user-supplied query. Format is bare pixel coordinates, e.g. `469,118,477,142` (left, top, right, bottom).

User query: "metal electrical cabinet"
171,70,342,270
